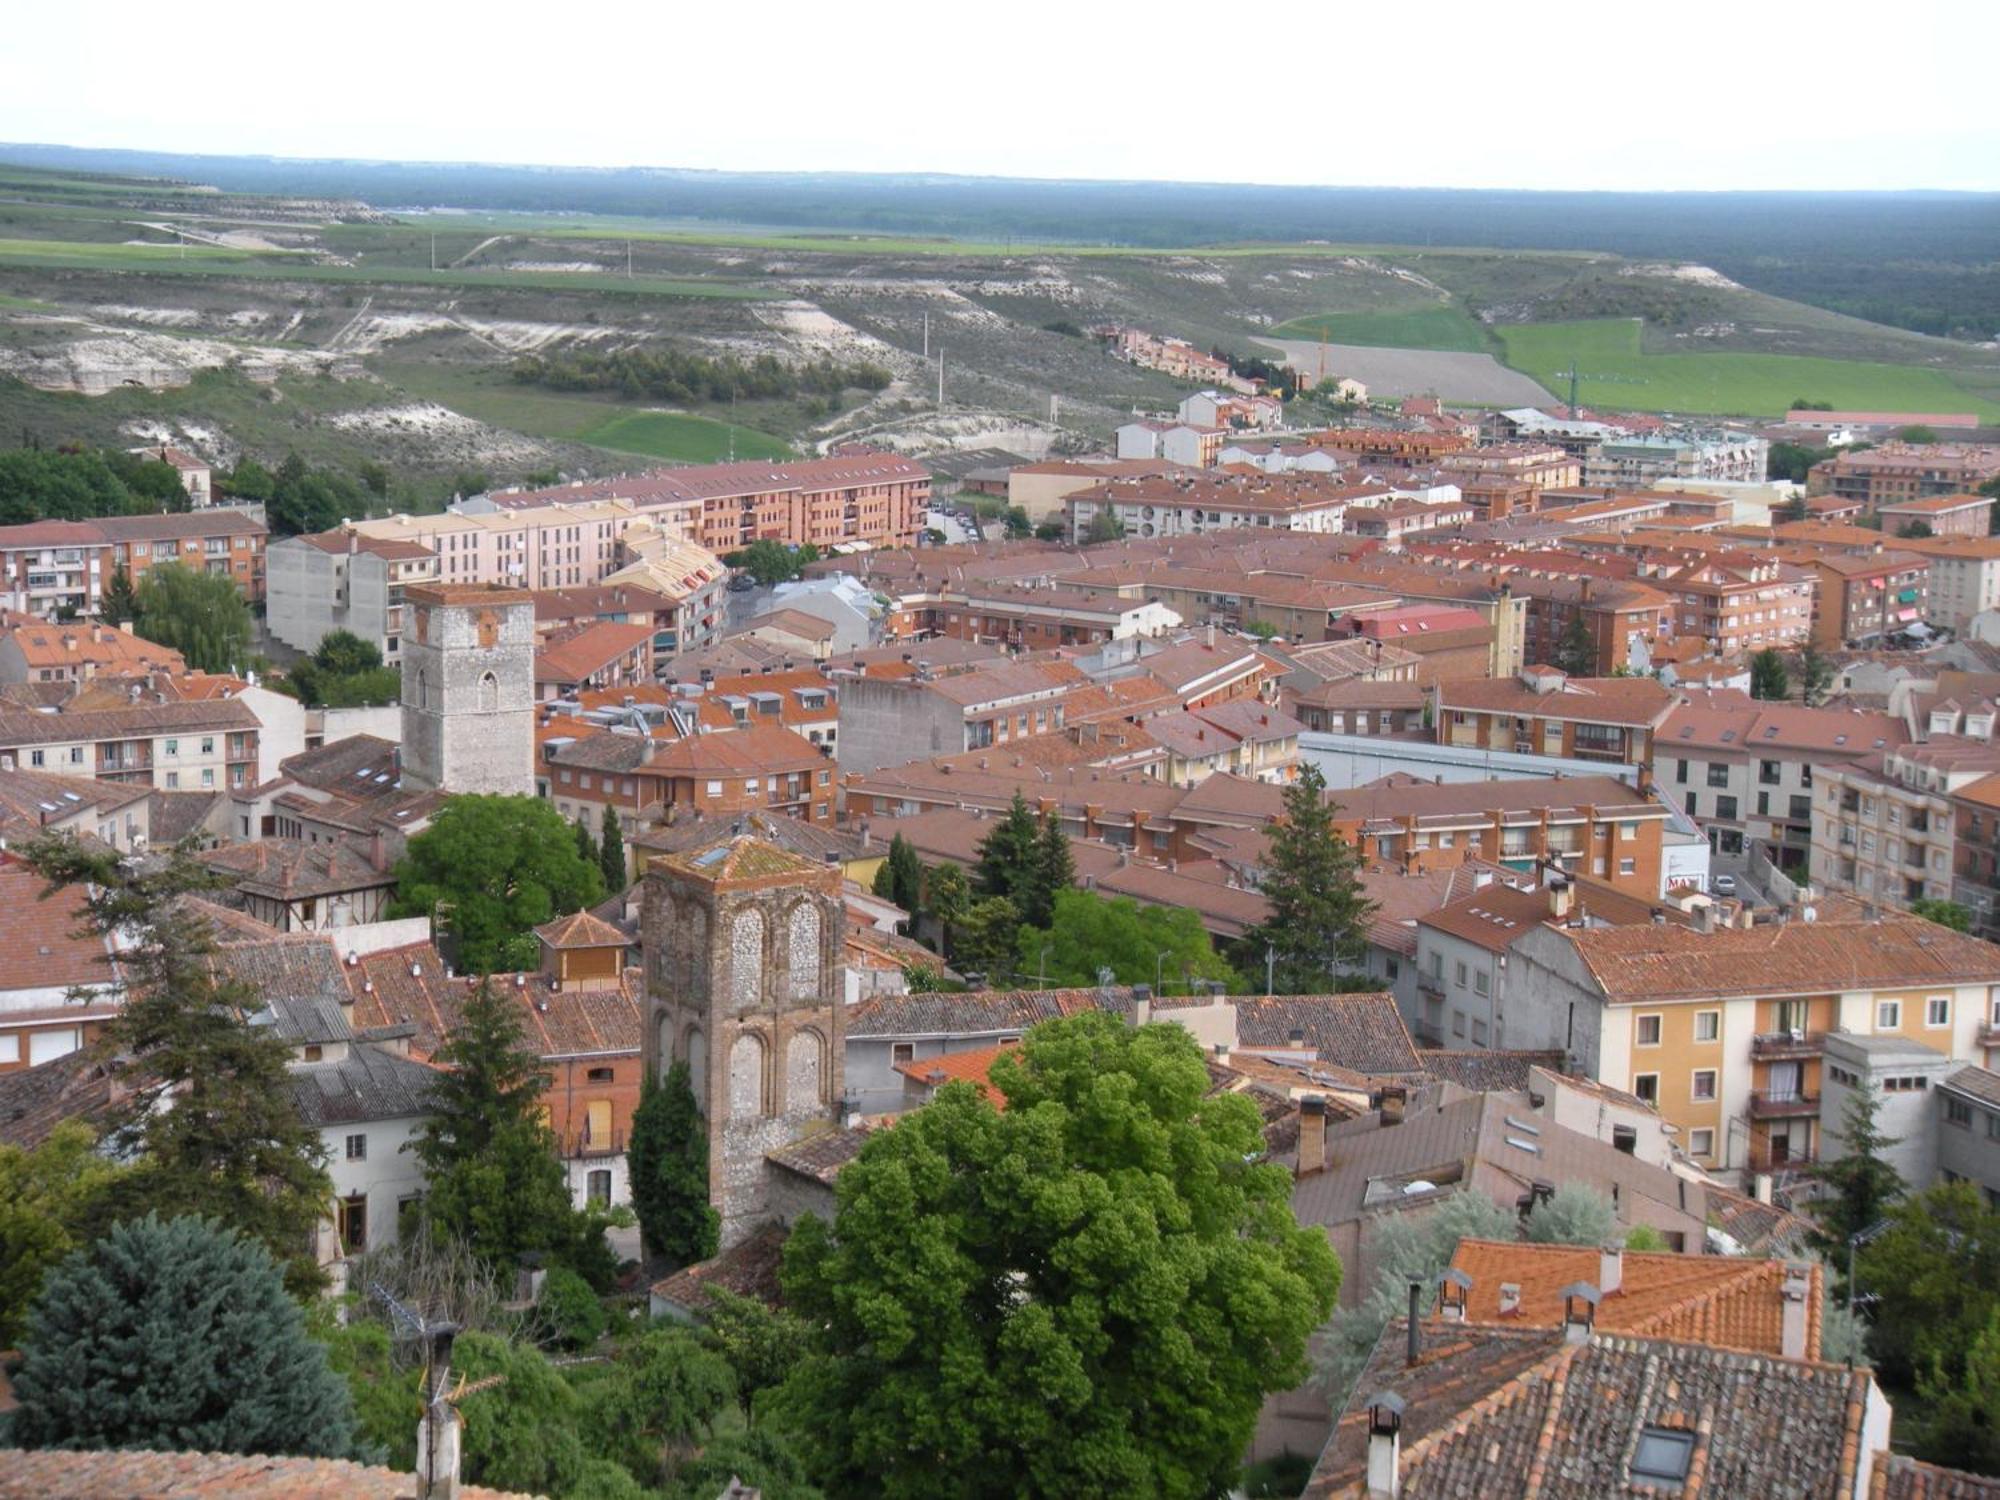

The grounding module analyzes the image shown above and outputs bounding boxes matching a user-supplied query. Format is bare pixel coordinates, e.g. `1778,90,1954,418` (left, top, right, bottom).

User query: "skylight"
1632,1428,1696,1488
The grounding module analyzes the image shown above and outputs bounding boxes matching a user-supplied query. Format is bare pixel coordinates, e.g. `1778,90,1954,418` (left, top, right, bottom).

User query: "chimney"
1213,1040,1231,1066
1497,1282,1522,1317
1547,877,1572,920
1379,1084,1407,1127
1439,1267,1472,1322
369,828,387,872
1364,1392,1405,1500
1297,1096,1327,1176
1599,1241,1624,1298
1752,1171,1775,1205
1780,1268,1812,1361
1692,902,1717,935
1561,1283,1599,1344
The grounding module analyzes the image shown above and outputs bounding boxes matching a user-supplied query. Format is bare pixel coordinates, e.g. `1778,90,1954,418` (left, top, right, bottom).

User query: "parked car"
1712,873,1737,897
727,574,755,592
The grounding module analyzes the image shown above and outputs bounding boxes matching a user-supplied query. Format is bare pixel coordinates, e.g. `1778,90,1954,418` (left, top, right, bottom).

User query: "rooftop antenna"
373,1283,492,1500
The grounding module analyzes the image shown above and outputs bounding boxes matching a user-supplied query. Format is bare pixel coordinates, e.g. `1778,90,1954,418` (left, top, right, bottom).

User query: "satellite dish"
1801,906,1818,923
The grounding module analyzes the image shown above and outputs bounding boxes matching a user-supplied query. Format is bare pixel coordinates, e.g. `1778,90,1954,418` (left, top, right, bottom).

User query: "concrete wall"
835,676,963,776
1937,1084,2000,1203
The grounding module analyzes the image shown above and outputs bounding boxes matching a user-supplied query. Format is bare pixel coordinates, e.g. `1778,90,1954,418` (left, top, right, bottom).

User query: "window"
1452,1011,1468,1038
1692,1070,1717,1101
586,1066,615,1083
338,1194,368,1256
1454,960,1468,988
1706,764,1730,788
1634,1073,1660,1105
1636,1014,1663,1047
1471,1018,1488,1045
1619,820,1637,841
165,738,179,757
587,1169,612,1207
1473,969,1490,997
1926,996,1951,1028
345,1133,367,1161
28,750,42,768
1715,795,1738,821
1689,1128,1715,1157
1619,857,1636,876
585,1099,612,1145
1877,999,1902,1030
1694,1011,1720,1042
705,781,722,797
1675,759,1689,785
1946,1096,1973,1128
891,1042,915,1064
1632,1428,1696,1489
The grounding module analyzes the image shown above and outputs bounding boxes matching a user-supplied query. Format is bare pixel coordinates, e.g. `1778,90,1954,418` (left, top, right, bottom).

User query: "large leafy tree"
923,861,971,959
11,1214,357,1457
1523,1184,1617,1245
409,979,614,1284
1810,1080,1906,1265
0,1122,130,1348
1916,1305,2000,1477
595,1325,736,1488
284,629,400,708
776,1011,1341,1500
627,1062,719,1267
1243,764,1376,994
1020,812,1076,929
1017,886,1235,993
972,789,1040,900
1857,1181,2000,1391
952,895,1020,983
23,836,331,1292
391,794,605,974
1750,648,1791,701
133,561,253,673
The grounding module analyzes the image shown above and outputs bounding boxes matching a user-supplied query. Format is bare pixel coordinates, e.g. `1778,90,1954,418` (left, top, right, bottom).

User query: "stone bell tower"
399,582,534,797
641,835,845,1248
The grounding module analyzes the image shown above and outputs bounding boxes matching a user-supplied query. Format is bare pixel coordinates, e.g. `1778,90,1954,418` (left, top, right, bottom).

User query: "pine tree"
412,980,609,1281
626,1063,719,1268
1810,1079,1907,1265
1750,648,1791,701
599,804,627,893
575,814,599,869
924,863,971,959
1243,764,1376,994
974,790,1039,900
1554,610,1597,676
1021,814,1076,929
100,562,138,627
12,1214,357,1458
21,836,331,1293
1801,642,1835,707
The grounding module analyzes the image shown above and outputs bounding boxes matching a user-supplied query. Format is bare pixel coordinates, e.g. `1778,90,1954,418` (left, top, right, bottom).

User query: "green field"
1494,318,2000,420
1267,304,1490,351
577,411,793,463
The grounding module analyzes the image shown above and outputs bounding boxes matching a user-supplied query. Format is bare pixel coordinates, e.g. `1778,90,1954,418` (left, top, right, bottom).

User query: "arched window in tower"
730,908,764,1010
728,1031,764,1116
479,670,498,713
787,1027,824,1110
684,1025,707,1113
416,668,429,711
787,902,821,999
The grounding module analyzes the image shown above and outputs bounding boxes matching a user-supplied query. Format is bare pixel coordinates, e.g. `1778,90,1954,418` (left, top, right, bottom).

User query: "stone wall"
399,593,534,796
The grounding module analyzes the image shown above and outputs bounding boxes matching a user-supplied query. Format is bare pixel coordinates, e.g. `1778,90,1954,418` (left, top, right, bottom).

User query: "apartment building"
1581,433,1769,487
1438,443,1582,493
1344,497,1476,542
1436,666,1677,767
127,444,213,507
544,720,835,832
1892,536,2000,631
1509,910,2000,1179
1808,442,2000,507
475,454,931,553
1811,738,2000,908
0,511,268,619
0,618,185,684
0,863,121,1073
1658,555,1816,655
1806,550,1930,647
1063,472,1381,542
1306,429,1473,465
1116,420,1228,468
1004,457,1188,523
533,621,655,701
1335,606,1493,684
266,530,438,665
1177,389,1283,431
1510,575,1671,675
1878,491,1995,538
1478,407,1626,458
922,583,1179,649
834,659,1089,775
1656,698,1905,866
1062,566,1394,644
0,696,259,791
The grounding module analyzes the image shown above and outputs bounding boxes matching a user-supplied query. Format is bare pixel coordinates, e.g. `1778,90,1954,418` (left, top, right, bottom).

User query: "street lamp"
1156,949,1172,995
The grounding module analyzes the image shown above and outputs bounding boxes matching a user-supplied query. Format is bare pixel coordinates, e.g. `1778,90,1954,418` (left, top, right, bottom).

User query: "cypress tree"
1243,764,1376,994
575,814,598,869
974,790,1040,900
599,804,627,893
626,1063,719,1267
1021,814,1076,929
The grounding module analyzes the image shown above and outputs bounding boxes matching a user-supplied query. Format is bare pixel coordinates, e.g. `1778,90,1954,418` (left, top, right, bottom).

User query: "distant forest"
9,145,2000,338
510,347,892,403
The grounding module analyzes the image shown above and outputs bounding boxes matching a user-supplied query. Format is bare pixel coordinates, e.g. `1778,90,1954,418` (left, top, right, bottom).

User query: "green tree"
1316,1190,1518,1404
315,628,383,677
1858,1182,2000,1391
952,896,1020,983
1897,424,1941,444
701,1286,809,1423
871,833,923,918
730,538,811,588
1750,648,1792,701
1898,519,1936,539
1242,619,1281,641
1801,642,1836,706
222,456,275,502
1524,1185,1617,1245
450,1332,596,1497
411,979,614,1284
1083,510,1125,544
776,1011,1340,1500
575,813,599,870
923,861,971,959
1243,764,1376,994
1019,813,1076,929
1811,1079,1906,1267
1911,897,1974,932
1001,505,1032,539
391,795,605,974
22,836,331,1291
99,562,137,626
626,1062,719,1267
665,1426,825,1500
599,803,627,892
1554,610,1598,676
1033,519,1066,542
0,1122,130,1348
1018,887,1236,993
595,1325,736,1487
12,1214,357,1457
535,1264,608,1350
1915,1305,2000,1476
973,789,1040,900
133,561,252,673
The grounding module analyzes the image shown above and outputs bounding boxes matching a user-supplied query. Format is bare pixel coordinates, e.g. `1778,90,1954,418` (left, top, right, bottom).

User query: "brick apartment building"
1436,667,1677,767
1807,443,2000,509
0,510,268,619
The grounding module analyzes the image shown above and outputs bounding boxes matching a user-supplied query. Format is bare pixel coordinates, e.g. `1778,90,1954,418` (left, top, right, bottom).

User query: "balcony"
1748,1090,1821,1120
1747,1140,1819,1174
1978,1020,2000,1049
1750,1030,1827,1060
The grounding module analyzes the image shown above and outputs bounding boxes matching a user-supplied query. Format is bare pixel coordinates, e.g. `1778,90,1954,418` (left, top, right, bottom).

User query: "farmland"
1494,318,2000,420
1266,304,1489,352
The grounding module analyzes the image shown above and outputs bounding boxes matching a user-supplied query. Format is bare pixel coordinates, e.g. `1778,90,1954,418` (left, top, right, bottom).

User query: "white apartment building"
1812,737,2000,909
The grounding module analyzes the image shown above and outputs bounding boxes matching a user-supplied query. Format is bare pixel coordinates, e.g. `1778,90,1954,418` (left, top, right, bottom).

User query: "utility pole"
937,350,945,410
430,233,436,272
626,241,633,279
922,311,930,360
1265,944,1276,996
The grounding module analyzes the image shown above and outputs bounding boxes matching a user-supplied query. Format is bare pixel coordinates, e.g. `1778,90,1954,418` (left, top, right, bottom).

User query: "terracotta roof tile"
0,1447,535,1498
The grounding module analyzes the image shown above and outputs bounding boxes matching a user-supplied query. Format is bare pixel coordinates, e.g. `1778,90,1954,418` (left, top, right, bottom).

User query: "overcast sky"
10,0,1996,192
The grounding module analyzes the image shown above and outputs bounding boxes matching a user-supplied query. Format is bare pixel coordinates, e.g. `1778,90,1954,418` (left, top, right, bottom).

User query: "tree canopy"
1810,1079,1906,1265
870,833,923,918
11,1214,357,1458
0,445,189,526
1857,1181,2000,1392
1750,648,1791,701
726,538,818,588
0,1122,130,1349
133,561,253,673
1554,611,1598,676
1242,764,1375,993
1017,886,1236,993
973,789,1040,901
775,1011,1340,1499
391,795,605,974
627,1061,719,1268
282,629,400,707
